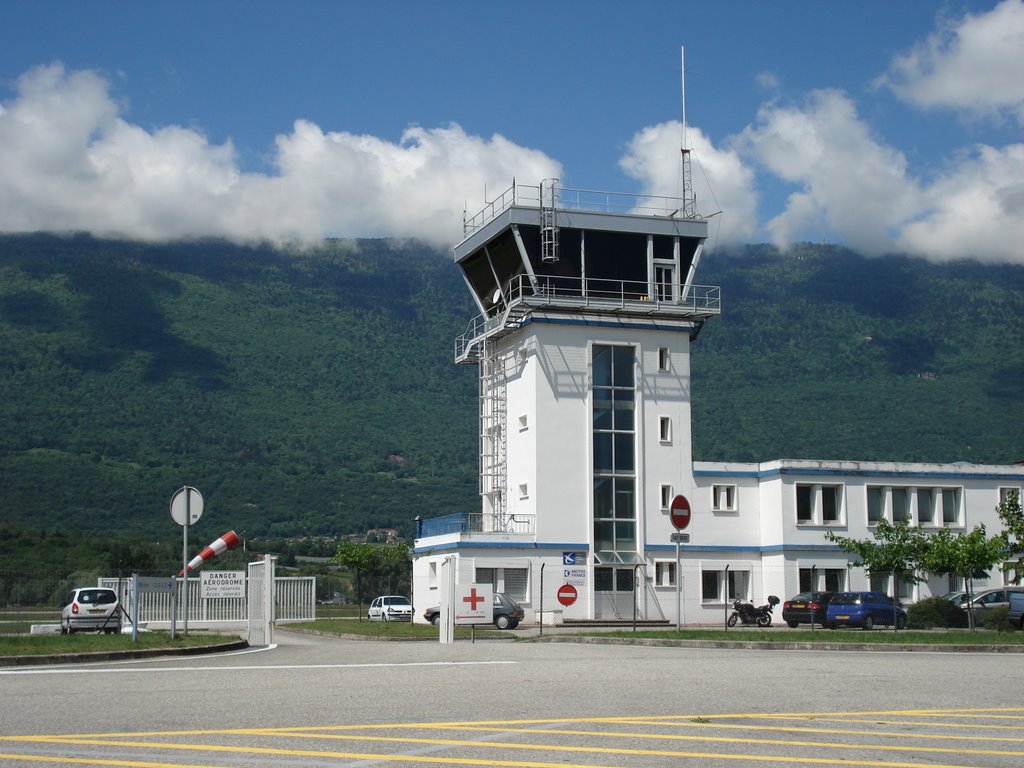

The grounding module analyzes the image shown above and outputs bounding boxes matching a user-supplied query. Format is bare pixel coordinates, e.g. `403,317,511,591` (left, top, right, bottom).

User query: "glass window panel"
616,569,635,592
594,567,614,592
822,486,841,522
867,487,883,523
614,433,634,472
612,346,634,387
796,485,813,522
593,391,613,430
615,521,635,548
824,569,845,592
614,478,635,518
593,433,613,472
728,571,749,600
594,521,614,551
892,488,910,522
799,568,814,592
592,346,612,387
701,571,721,601
942,489,959,524
594,477,614,518
613,390,634,430
917,488,935,523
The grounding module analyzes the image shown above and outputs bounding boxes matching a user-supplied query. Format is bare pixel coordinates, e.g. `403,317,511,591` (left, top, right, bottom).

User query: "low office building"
411,180,1022,624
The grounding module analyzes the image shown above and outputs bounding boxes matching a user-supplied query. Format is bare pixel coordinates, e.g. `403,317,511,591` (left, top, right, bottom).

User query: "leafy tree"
826,518,927,580
333,541,411,618
919,525,1008,629
997,490,1024,584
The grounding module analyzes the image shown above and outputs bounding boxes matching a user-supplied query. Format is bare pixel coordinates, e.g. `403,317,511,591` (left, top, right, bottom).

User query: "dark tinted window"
79,589,117,605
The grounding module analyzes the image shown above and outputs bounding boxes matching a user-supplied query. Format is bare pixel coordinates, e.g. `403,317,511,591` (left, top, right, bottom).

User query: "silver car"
955,587,1024,620
367,595,413,622
61,587,121,634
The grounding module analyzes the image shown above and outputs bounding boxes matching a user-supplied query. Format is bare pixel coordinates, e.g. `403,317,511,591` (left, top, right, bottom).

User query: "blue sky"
1,1,1022,262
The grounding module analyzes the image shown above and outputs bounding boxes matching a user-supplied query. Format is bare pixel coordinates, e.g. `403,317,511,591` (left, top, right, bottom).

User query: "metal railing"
463,181,703,236
419,512,536,539
455,273,720,361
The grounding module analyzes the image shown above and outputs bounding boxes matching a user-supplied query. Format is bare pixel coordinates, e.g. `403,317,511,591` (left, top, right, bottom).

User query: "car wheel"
863,616,874,631
827,622,837,630
430,614,440,626
786,621,799,628
495,614,512,630
382,612,389,622
896,615,906,631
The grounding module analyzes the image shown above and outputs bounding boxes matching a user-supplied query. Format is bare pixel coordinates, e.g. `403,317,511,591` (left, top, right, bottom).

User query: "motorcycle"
727,595,780,627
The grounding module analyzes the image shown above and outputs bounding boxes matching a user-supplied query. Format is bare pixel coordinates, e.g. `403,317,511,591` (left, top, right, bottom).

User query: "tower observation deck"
453,180,720,364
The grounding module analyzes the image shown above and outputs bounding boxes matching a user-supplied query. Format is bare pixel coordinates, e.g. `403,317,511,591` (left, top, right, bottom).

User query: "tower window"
659,416,671,442
658,347,670,371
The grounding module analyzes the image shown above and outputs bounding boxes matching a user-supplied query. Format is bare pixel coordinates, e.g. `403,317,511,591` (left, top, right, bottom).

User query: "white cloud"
877,0,1024,125
619,121,759,247
0,63,561,247
896,142,1024,262
734,89,924,256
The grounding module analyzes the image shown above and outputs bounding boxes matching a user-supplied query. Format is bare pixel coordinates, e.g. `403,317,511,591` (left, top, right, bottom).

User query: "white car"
367,595,413,622
61,587,122,633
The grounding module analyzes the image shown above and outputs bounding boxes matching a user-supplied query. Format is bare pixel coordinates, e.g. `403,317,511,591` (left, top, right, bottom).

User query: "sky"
1,1,1022,263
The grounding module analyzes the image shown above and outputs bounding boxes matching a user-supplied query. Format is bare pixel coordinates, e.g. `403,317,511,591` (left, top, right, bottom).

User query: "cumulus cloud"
896,143,1024,262
733,89,924,256
619,121,758,247
876,0,1024,125
0,63,560,247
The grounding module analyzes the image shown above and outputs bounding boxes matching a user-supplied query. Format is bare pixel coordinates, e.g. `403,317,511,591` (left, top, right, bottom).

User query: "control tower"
415,179,719,621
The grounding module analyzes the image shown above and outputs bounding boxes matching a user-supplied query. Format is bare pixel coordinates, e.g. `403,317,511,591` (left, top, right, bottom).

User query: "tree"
826,519,926,629
333,541,411,618
997,490,1024,584
919,525,1008,630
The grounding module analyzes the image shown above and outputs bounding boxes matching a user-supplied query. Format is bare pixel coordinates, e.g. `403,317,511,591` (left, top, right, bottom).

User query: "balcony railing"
462,181,702,236
418,512,536,539
455,273,720,361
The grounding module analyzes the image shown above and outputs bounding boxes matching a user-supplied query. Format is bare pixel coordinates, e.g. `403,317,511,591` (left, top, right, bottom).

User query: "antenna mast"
679,46,697,218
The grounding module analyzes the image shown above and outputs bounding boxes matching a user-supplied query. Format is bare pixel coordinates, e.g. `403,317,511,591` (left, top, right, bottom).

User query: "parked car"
422,592,525,629
826,591,906,630
61,587,121,634
367,595,414,622
781,591,836,628
952,587,1024,620
1008,592,1024,630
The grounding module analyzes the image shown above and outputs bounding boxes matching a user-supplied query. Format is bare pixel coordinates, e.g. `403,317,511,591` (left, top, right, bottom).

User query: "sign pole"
675,540,681,632
182,512,189,635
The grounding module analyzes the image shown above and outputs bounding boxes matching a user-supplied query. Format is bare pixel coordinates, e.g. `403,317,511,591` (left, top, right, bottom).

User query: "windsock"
179,530,240,576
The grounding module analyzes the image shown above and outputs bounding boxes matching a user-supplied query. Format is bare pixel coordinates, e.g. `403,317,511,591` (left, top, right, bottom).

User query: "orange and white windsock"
179,530,241,576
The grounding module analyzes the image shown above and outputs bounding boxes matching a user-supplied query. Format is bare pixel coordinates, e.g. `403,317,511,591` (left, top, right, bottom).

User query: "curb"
529,635,1024,653
0,639,249,668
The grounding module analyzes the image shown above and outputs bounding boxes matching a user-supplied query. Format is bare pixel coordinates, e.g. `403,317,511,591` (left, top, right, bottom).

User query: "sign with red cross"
454,583,493,624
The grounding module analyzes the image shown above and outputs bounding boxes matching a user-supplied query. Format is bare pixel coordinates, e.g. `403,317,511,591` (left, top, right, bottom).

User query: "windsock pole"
179,531,241,576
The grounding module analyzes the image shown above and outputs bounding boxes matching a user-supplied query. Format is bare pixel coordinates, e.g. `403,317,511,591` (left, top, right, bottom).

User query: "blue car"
826,591,906,630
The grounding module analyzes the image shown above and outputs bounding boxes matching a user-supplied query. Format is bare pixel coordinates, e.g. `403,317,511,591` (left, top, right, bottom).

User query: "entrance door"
594,566,636,619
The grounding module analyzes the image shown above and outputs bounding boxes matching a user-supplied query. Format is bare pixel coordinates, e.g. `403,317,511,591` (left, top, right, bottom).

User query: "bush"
906,597,969,629
980,606,1013,632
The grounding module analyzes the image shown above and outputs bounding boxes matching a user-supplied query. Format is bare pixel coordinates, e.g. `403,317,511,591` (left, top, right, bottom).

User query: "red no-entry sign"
557,584,578,607
669,495,691,530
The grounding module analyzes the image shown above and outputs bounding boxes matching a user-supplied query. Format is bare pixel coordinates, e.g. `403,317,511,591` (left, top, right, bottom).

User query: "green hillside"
1,234,1021,541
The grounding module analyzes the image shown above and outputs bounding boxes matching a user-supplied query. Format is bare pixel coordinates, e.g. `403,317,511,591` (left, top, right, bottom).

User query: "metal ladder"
478,341,507,527
540,178,559,263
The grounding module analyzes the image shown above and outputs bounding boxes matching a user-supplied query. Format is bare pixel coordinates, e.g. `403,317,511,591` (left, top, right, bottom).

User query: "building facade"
411,181,1023,624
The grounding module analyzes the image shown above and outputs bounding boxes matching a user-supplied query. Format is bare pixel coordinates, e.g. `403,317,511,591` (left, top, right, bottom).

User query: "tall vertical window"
593,345,636,555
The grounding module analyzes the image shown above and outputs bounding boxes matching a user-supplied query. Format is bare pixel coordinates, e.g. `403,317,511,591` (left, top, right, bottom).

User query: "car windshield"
830,593,862,606
79,589,117,605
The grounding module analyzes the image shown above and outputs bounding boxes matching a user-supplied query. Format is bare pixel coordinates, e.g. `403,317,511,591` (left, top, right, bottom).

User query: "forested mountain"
1,234,1021,542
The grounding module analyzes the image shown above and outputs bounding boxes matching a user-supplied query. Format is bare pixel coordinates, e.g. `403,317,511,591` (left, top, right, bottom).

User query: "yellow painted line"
3,734,1004,768
796,716,1024,730
272,729,1024,761
607,717,1024,742
0,754,225,768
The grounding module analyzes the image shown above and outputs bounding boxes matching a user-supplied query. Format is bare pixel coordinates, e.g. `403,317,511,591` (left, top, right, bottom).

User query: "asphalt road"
1,629,1022,767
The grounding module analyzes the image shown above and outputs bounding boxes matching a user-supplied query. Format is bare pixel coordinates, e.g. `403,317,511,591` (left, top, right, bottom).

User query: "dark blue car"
826,591,906,630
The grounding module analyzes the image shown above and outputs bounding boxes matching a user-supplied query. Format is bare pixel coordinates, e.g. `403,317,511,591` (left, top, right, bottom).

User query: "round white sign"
169,486,204,526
